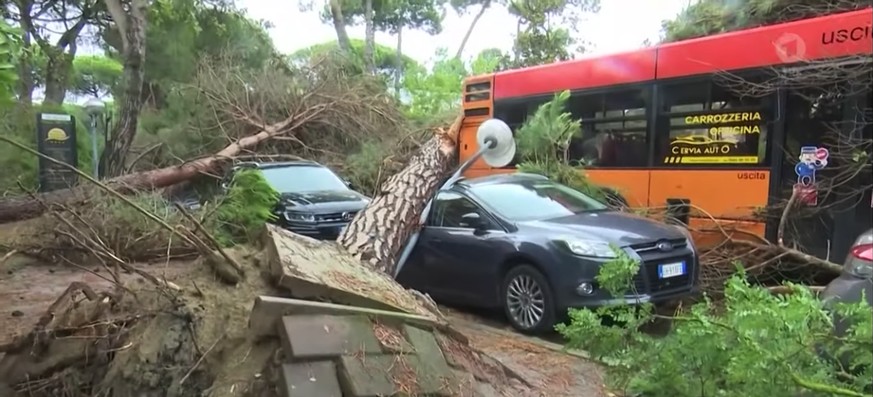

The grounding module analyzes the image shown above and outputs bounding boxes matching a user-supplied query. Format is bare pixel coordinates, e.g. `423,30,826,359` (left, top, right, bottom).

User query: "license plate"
658,261,686,279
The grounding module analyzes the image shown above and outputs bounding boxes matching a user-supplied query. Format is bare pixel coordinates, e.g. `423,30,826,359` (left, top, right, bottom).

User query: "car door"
414,191,505,304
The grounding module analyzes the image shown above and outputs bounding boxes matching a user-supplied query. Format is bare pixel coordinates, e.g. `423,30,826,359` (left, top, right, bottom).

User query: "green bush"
556,253,873,397
514,90,608,201
208,168,279,247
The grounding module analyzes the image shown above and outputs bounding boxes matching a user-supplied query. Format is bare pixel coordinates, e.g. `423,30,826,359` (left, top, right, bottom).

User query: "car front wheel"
502,265,556,334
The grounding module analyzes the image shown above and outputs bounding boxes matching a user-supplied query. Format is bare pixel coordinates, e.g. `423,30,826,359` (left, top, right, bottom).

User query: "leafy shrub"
514,90,608,201
556,254,873,397
208,168,279,247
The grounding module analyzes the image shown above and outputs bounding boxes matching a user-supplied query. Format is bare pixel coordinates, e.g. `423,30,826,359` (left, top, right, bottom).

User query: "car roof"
453,172,549,189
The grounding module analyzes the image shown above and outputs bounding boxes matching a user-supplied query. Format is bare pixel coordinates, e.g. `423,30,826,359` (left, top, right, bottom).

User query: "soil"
442,306,608,397
0,216,285,397
0,218,609,397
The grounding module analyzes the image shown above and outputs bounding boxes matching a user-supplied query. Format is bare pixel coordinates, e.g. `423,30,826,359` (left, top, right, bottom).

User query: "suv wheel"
502,265,556,334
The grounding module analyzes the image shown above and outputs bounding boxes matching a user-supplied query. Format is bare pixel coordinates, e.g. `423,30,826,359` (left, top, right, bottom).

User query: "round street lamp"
84,98,105,178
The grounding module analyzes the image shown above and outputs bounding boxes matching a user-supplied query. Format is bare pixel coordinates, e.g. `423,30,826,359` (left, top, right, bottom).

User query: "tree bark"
455,0,491,59
363,0,376,74
15,1,34,105
39,19,87,106
102,0,149,178
329,0,352,53
394,26,402,96
338,115,463,275
0,109,324,224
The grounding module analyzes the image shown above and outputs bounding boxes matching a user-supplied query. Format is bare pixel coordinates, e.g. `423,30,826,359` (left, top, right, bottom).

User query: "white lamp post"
84,98,105,178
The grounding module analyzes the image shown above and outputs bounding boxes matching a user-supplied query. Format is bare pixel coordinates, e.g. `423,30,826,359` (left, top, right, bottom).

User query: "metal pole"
89,114,100,178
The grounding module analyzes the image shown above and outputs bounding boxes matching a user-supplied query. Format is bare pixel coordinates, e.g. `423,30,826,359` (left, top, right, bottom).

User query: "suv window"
429,191,495,229
257,165,349,193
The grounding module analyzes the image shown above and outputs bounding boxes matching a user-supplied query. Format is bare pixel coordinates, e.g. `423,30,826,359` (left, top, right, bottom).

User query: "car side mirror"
344,179,354,189
460,212,485,230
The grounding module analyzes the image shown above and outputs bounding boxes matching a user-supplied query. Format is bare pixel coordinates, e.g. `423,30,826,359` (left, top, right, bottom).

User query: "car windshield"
259,165,349,193
468,179,608,221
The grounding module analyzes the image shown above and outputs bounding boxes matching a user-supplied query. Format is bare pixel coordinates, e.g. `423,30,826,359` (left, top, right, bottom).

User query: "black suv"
228,161,370,240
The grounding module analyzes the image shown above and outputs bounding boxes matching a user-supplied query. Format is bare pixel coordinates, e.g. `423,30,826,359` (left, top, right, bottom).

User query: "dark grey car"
396,173,700,333
821,228,873,342
229,161,370,240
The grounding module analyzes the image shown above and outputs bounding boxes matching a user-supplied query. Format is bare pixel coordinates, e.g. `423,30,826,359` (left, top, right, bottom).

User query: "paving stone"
279,361,342,397
402,325,457,396
278,314,383,360
451,369,477,397
248,296,438,338
406,354,458,396
337,354,397,397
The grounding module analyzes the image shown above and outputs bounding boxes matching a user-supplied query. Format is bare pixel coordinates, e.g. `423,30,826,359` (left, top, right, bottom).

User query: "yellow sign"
664,156,759,164
684,112,762,125
45,128,69,142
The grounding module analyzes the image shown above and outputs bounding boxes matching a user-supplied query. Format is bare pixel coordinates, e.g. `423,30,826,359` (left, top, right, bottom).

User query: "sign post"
36,113,78,192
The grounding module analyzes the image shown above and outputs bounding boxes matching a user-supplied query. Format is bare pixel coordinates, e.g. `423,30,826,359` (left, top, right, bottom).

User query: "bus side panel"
458,122,490,170
649,170,769,218
584,170,650,208
648,170,769,243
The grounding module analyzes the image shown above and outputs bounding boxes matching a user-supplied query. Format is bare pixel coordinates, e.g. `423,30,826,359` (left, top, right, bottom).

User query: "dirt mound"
0,245,283,397
0,236,538,397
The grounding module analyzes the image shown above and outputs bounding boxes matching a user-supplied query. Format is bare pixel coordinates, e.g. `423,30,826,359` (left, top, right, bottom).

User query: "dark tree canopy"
662,0,869,42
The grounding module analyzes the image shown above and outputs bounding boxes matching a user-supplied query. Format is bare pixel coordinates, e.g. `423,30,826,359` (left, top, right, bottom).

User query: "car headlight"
284,211,315,223
558,238,616,258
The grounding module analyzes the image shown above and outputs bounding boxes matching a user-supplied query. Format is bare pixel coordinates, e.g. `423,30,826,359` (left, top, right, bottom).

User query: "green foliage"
290,38,419,81
557,258,873,397
514,90,607,200
662,0,868,42
0,20,22,101
344,139,389,195
506,0,599,67
402,48,500,121
209,169,279,247
70,55,123,98
316,0,444,34
594,247,641,297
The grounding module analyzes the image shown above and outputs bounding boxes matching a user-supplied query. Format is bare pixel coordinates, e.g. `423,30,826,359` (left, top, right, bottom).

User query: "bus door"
778,76,873,264
648,76,775,246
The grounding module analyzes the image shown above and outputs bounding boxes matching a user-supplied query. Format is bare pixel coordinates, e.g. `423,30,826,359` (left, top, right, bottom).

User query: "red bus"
458,8,873,262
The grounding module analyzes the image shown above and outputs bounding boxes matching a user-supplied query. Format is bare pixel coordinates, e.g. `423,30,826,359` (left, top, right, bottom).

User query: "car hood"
279,190,369,212
519,210,685,247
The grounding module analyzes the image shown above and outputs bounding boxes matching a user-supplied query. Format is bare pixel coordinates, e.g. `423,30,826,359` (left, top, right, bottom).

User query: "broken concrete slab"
262,225,434,317
248,296,440,338
278,315,383,360
278,361,343,397
337,354,398,397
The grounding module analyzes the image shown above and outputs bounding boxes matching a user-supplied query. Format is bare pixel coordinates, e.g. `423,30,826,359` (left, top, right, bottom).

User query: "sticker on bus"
663,156,759,164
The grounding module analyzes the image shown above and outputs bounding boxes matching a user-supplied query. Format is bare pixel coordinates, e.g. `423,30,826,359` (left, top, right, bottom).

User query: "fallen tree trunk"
0,107,326,224
338,115,463,275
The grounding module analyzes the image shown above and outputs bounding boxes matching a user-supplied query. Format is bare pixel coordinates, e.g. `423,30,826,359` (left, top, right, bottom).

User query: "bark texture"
455,0,491,59
329,0,352,53
102,0,149,177
338,116,463,275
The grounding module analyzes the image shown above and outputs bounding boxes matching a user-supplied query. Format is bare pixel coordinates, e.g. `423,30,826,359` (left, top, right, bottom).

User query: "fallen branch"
0,137,243,284
0,106,327,224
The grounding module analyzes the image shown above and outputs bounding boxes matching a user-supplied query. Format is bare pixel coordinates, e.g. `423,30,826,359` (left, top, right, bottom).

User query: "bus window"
566,88,651,168
493,97,549,133
656,79,772,167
